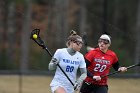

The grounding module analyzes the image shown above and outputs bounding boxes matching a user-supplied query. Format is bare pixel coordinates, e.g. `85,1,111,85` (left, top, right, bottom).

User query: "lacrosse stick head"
30,29,40,39
30,29,46,48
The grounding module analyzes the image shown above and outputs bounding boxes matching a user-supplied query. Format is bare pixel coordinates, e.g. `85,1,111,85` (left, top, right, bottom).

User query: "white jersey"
50,48,86,93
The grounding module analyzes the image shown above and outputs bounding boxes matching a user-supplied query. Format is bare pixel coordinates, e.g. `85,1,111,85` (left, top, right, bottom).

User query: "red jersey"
84,48,118,85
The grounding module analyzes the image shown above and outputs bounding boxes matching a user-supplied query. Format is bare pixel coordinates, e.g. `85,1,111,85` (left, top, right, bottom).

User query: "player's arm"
112,61,120,71
74,67,87,91
48,58,59,70
85,58,101,81
48,49,60,71
113,62,127,72
77,68,87,84
85,58,93,78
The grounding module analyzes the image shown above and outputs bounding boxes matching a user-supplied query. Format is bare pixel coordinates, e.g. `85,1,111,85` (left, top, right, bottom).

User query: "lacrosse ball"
33,34,37,39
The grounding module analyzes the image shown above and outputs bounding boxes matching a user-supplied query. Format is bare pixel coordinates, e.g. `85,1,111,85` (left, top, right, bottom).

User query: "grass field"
0,75,140,93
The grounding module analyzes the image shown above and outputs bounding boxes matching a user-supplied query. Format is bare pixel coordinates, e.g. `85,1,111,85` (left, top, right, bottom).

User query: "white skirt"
50,80,74,93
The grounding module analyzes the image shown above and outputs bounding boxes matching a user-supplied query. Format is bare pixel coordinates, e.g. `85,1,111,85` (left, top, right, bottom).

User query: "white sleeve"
48,62,57,70
53,49,61,61
48,49,61,70
74,68,87,91
77,67,87,83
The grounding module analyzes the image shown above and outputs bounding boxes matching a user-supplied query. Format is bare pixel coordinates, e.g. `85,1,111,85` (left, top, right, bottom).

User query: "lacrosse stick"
30,28,74,86
101,62,140,78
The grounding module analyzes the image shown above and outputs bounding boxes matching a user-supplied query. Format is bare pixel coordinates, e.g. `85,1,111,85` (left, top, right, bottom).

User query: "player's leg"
54,86,66,93
95,85,108,93
51,85,66,93
79,81,93,93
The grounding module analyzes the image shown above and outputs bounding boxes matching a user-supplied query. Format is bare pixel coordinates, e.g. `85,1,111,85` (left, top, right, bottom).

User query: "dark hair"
66,30,82,46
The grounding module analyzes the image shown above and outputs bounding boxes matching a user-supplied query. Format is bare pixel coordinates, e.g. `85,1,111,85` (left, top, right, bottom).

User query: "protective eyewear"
98,39,109,44
74,40,83,45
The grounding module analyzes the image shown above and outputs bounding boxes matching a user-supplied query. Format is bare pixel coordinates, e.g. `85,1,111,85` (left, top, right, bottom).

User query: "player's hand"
51,58,59,65
93,76,101,81
74,81,81,91
118,67,127,72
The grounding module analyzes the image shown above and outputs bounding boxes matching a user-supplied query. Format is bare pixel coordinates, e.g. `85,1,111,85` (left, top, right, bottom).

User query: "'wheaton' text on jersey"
63,59,80,65
94,58,110,64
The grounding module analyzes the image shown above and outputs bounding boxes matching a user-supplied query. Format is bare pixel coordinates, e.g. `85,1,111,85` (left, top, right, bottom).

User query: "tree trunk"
102,0,108,34
0,0,6,68
0,0,5,53
112,0,119,37
46,0,56,50
6,1,16,68
134,0,140,73
79,0,87,35
20,0,32,72
55,0,69,48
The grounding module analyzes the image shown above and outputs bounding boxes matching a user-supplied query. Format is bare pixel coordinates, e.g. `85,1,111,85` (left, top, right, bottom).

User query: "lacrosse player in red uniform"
80,34,127,93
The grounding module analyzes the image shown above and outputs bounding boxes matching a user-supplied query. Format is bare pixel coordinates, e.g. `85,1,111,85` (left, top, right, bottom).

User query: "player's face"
98,39,110,52
72,39,83,51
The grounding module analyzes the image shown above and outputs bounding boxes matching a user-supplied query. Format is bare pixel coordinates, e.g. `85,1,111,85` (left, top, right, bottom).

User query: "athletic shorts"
51,85,65,93
80,81,108,93
50,81,74,93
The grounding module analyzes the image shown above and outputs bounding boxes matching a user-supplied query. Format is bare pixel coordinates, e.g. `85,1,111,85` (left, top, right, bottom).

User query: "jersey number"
66,66,74,72
94,64,107,72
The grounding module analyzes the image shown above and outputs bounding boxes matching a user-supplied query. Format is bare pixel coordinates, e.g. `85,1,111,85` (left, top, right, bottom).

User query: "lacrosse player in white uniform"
48,31,87,93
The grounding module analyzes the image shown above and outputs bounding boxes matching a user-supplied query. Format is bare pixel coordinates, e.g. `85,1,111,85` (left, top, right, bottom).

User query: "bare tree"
79,0,87,35
0,0,5,53
20,0,32,71
6,1,16,66
54,0,69,48
0,0,5,68
134,0,140,73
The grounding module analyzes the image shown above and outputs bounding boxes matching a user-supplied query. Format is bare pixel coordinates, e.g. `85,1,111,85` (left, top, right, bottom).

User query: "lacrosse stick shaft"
126,63,140,69
101,63,140,78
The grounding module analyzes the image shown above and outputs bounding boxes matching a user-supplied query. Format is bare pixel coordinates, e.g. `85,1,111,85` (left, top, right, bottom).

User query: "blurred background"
0,0,140,93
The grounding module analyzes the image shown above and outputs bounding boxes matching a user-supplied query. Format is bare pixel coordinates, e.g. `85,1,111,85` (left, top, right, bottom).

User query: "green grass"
0,75,140,93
